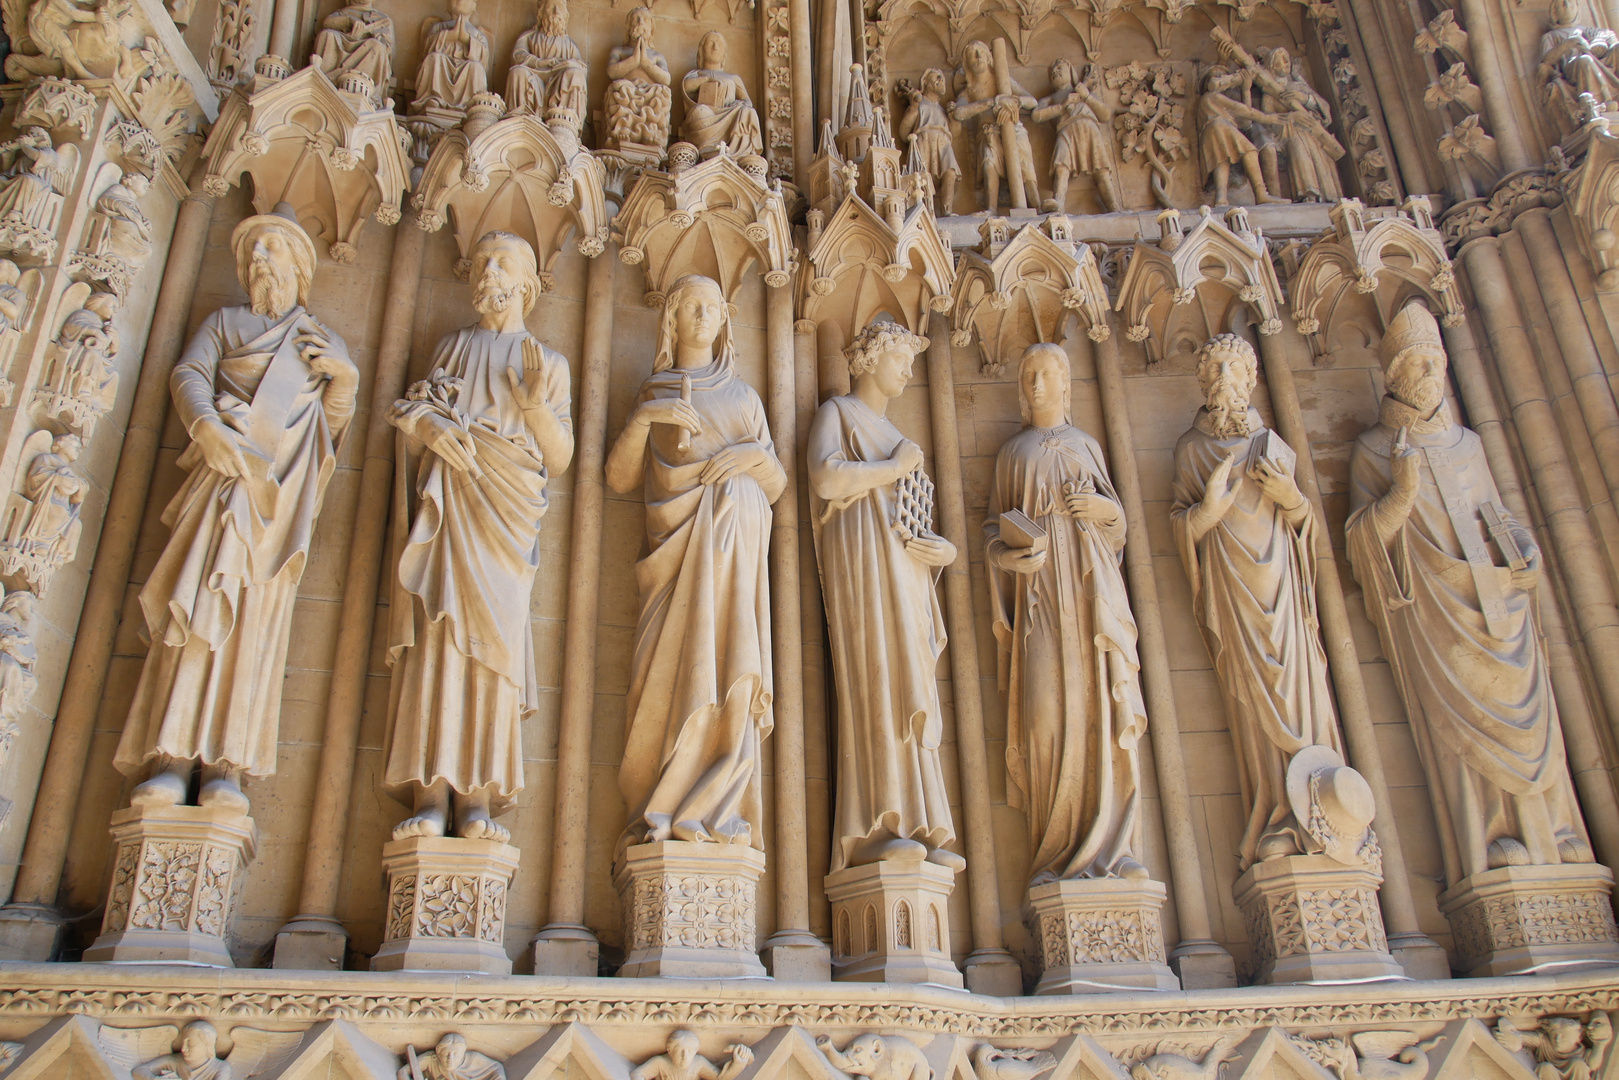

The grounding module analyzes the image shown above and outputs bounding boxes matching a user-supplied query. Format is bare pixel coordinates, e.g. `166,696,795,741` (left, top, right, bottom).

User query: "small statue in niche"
808,316,963,872
985,342,1149,883
603,6,672,160
400,1034,507,1080
4,0,131,82
896,69,961,216
386,231,573,844
1196,65,1287,206
113,205,357,816
1032,59,1120,213
0,259,27,336
681,31,764,159
0,431,83,594
606,274,782,852
632,1031,753,1080
93,168,152,269
38,289,119,435
309,0,395,106
1347,303,1596,881
409,0,490,116
1495,1014,1613,1080
1540,0,1619,126
951,39,1040,215
132,1021,228,1080
1213,32,1344,202
0,127,78,259
505,0,588,133
0,588,37,742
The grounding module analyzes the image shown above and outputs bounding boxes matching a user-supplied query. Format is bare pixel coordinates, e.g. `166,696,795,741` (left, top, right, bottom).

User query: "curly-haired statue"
808,315,963,872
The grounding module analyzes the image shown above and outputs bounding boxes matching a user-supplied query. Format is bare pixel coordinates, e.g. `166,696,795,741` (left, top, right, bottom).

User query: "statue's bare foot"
199,776,250,814
460,812,510,843
392,806,447,840
925,846,966,871
131,767,188,808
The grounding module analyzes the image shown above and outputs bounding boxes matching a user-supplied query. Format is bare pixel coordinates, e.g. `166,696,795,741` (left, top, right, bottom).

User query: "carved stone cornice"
798,194,954,346
1438,168,1563,256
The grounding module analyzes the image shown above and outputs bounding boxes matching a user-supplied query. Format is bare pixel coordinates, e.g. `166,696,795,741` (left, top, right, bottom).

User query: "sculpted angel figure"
386,232,573,844
95,170,152,267
1032,59,1120,213
809,316,963,872
681,31,764,158
604,6,673,156
114,205,357,816
0,589,35,732
506,0,588,131
985,343,1149,883
896,69,960,216
410,0,490,115
0,260,25,335
310,0,394,103
1541,0,1619,123
607,274,783,852
951,40,1039,214
1347,303,1595,881
48,292,120,419
4,432,84,589
0,128,75,234
1171,335,1346,869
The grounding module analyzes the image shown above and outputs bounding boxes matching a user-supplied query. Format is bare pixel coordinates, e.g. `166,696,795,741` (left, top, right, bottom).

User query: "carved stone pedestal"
1438,863,1619,977
825,860,963,987
1028,878,1179,993
371,837,519,975
84,805,257,966
615,841,767,979
1234,854,1405,984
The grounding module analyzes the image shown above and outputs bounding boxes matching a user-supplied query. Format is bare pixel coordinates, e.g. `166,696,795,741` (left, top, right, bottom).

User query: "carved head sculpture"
698,30,728,70
231,201,317,318
0,259,20,289
963,40,991,76
1380,302,1448,415
1202,64,1242,97
654,274,733,372
1197,333,1259,433
1551,0,1582,27
842,1035,888,1073
1017,342,1070,426
470,230,543,317
179,1021,220,1067
0,589,32,626
669,1030,701,1068
921,68,947,99
844,314,928,401
627,5,654,42
120,171,150,199
84,292,119,323
1264,46,1292,76
1049,59,1075,91
538,0,570,37
450,0,477,17
436,1033,470,1071
51,433,82,462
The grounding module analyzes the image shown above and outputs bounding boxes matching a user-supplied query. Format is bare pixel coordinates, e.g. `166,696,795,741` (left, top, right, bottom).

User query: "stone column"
1090,318,1236,990
789,0,814,186
1455,0,1534,174
795,319,833,940
272,213,427,969
1251,328,1449,980
267,0,299,64
530,242,617,976
922,313,1021,996
0,173,217,961
1334,0,1434,196
760,283,831,980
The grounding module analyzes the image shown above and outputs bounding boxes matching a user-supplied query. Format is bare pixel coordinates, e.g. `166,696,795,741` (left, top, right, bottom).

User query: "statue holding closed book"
681,31,763,159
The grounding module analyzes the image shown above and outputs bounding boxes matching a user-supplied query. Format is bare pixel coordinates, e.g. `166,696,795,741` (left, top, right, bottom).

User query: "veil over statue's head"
653,274,735,372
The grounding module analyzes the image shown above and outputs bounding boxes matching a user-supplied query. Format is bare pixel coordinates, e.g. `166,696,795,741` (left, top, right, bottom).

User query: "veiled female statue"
808,316,963,872
606,274,784,854
984,343,1149,883
681,31,763,158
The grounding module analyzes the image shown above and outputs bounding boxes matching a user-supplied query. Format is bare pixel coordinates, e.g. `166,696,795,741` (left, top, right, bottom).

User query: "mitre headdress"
1379,302,1443,369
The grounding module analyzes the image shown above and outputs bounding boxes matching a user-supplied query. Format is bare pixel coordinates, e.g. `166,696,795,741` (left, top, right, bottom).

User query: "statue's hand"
1199,450,1242,524
699,441,773,486
889,437,924,479
634,396,704,437
504,363,551,415
1065,490,1118,523
1389,424,1420,495
1510,537,1542,592
993,543,1047,574
423,414,482,477
299,329,358,389
193,416,251,479
1250,459,1305,514
905,532,957,567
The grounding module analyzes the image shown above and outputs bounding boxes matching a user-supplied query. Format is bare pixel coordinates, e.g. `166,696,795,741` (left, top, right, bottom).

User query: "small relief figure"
603,6,673,160
633,1031,753,1080
1496,1015,1614,1080
971,1045,1057,1080
92,168,152,270
0,259,27,335
114,205,357,817
400,1034,506,1080
0,588,38,755
505,0,588,132
951,39,1040,215
309,0,394,105
132,1021,230,1080
896,69,961,216
3,0,131,82
606,274,783,852
1347,303,1596,881
1032,60,1120,213
386,232,573,844
1170,335,1348,870
1540,0,1619,128
38,290,119,435
808,317,963,873
681,31,764,159
0,431,83,594
0,127,78,260
1196,65,1286,207
1213,31,1344,202
1129,1036,1240,1080
985,343,1150,884
816,1034,932,1080
409,0,490,116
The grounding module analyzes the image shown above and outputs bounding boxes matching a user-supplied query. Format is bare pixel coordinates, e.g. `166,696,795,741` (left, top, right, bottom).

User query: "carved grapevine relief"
1104,62,1187,210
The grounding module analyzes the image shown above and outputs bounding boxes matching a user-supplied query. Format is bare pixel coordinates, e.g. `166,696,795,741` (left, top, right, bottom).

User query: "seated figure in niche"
1032,59,1120,213
1541,0,1619,126
310,0,394,105
410,0,490,116
604,6,673,158
681,31,764,159
506,0,588,133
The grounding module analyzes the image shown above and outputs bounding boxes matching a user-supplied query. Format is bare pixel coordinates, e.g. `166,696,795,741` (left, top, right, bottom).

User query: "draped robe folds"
413,17,489,111
506,30,587,119
312,6,393,88
1346,397,1588,882
681,71,764,157
812,395,955,872
618,354,776,851
386,328,570,810
1171,410,1343,870
985,423,1146,882
115,306,352,778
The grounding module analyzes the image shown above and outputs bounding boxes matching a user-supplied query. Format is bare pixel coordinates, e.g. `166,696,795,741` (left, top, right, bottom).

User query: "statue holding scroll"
985,343,1149,884
1172,334,1349,870
951,38,1039,215
506,0,587,132
1347,303,1594,881
386,231,573,843
681,31,764,159
410,0,490,115
114,205,357,815
603,7,672,159
809,316,963,872
310,0,394,104
606,274,783,852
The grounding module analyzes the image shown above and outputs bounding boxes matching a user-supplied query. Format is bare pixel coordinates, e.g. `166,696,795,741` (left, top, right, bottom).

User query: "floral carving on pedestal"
1037,906,1166,968
373,838,520,973
627,872,757,953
